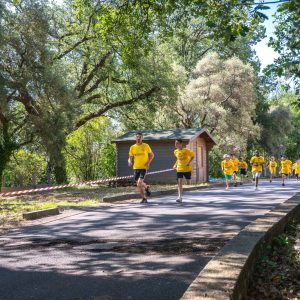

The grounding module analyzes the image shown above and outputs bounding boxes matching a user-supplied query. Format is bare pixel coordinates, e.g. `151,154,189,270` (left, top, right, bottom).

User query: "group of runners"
128,132,194,203
221,150,300,190
128,131,300,204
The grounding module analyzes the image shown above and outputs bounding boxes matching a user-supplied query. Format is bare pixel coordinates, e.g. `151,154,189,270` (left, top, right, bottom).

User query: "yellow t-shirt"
239,161,248,169
281,160,292,174
250,156,265,172
231,158,239,172
221,160,234,175
269,161,277,171
129,143,152,169
295,163,300,174
174,148,195,172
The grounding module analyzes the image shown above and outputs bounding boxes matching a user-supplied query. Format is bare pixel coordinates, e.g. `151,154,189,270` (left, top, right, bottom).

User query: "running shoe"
140,198,148,203
145,186,151,197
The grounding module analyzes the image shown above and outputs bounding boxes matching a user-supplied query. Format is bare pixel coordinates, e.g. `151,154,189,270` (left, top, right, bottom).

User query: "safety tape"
0,168,174,197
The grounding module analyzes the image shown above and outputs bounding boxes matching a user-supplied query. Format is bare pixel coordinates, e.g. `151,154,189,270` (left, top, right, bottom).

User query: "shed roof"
113,128,216,144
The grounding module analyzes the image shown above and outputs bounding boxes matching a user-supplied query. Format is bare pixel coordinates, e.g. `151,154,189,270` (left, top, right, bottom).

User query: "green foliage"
257,92,300,160
268,0,300,97
3,150,47,187
209,148,224,178
65,117,116,181
272,234,290,250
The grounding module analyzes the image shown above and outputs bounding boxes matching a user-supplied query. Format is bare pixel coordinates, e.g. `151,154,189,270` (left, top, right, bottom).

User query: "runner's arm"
145,152,154,169
128,156,133,167
187,156,194,166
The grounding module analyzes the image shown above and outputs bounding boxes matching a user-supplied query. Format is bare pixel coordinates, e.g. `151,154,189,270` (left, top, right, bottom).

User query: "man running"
173,139,195,203
128,132,154,203
295,160,300,181
268,156,277,183
230,154,239,187
238,157,248,185
250,150,265,190
280,155,292,186
222,154,235,190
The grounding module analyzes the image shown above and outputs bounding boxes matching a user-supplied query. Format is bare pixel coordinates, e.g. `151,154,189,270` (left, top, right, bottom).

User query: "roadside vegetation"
248,218,300,299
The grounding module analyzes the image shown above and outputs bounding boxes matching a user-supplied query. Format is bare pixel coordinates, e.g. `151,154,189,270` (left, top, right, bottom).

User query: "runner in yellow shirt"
238,157,248,185
268,156,277,183
230,154,240,187
294,160,300,181
250,150,265,190
173,139,195,203
221,154,235,190
292,162,297,178
280,155,292,186
128,132,154,203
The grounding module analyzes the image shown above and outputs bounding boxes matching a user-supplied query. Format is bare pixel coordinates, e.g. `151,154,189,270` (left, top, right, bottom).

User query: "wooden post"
19,175,24,187
47,172,51,185
32,172,37,188
1,175,6,192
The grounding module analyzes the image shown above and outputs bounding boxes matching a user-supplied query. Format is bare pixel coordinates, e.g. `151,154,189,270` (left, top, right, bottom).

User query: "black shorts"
240,169,247,175
134,169,147,181
177,172,191,180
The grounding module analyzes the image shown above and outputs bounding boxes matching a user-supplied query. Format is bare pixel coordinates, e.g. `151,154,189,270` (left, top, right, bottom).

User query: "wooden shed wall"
116,141,177,183
187,136,208,183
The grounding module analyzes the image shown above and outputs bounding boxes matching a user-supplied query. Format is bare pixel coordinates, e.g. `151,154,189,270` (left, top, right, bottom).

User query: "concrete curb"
180,192,300,300
22,207,60,220
102,182,225,202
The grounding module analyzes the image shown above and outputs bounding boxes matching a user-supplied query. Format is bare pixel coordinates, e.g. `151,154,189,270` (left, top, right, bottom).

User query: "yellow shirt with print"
174,148,195,172
231,158,239,172
281,160,292,174
250,156,265,172
129,143,152,170
239,161,248,169
269,161,277,171
221,160,234,175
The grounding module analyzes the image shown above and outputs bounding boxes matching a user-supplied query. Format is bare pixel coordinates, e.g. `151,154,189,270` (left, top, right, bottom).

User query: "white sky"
253,3,279,70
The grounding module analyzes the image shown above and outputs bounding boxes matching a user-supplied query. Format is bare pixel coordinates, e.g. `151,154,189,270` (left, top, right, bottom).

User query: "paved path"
0,179,299,300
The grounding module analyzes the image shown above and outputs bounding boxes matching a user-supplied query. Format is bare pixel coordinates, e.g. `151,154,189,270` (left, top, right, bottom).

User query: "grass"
0,182,208,233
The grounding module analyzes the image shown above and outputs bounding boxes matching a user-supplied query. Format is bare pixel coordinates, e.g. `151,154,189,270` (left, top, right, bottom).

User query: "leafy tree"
259,92,298,159
260,106,293,156
286,112,300,160
1,0,77,183
268,0,300,97
0,3,36,189
1,0,168,183
172,53,259,151
4,150,47,187
0,0,275,185
65,117,116,181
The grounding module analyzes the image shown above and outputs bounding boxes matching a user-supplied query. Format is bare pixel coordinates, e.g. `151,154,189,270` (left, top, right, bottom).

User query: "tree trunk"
49,148,68,184
0,147,15,191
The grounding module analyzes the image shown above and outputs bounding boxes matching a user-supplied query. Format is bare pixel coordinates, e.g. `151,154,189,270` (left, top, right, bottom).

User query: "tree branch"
82,76,108,96
75,86,160,129
77,51,113,97
84,93,102,103
112,77,129,84
54,36,94,60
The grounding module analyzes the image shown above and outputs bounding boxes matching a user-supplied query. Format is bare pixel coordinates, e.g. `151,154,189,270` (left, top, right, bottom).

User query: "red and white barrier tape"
0,169,174,197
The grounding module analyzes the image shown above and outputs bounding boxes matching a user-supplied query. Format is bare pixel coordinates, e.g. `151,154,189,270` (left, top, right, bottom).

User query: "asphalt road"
0,179,299,300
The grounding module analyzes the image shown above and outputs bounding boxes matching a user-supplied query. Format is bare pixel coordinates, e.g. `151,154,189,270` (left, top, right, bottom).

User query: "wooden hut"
113,128,216,184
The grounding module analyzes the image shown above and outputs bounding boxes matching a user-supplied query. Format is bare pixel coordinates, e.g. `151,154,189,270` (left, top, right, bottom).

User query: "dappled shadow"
0,246,211,300
0,179,298,300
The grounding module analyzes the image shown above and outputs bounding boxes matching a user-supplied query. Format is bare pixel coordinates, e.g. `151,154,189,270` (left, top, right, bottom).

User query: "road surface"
0,179,298,300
